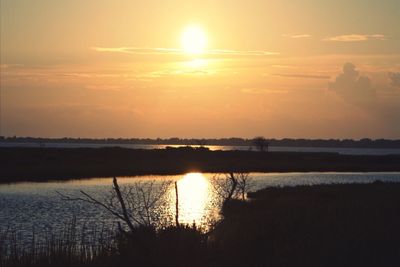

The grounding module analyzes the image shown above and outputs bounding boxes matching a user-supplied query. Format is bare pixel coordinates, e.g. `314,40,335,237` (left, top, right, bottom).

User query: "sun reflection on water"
170,173,215,225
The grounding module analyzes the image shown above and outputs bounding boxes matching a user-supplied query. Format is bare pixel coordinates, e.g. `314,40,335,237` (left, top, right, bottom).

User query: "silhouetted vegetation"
1,220,207,267
252,136,269,152
1,147,400,183
211,172,253,201
2,136,400,148
1,217,117,267
58,178,172,230
2,182,400,266
213,182,400,266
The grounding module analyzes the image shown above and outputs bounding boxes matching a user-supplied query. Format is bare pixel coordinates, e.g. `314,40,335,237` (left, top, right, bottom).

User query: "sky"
1,0,400,139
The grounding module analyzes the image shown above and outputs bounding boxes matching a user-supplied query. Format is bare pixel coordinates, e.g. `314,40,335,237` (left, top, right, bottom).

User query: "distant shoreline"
1,147,400,183
1,136,400,149
1,142,400,156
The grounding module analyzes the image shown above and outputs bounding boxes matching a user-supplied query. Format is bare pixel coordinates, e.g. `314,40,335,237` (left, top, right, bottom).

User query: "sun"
181,25,207,55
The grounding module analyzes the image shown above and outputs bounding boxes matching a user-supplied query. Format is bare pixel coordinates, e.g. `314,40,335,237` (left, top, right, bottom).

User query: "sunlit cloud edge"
272,73,331,79
91,47,280,56
323,34,386,42
282,34,312,39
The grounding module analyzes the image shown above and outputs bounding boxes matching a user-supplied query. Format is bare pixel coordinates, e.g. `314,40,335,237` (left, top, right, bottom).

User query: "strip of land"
1,147,400,182
2,137,400,148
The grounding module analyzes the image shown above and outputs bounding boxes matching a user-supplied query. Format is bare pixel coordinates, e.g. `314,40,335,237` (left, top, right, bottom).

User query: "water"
1,172,400,245
1,142,400,155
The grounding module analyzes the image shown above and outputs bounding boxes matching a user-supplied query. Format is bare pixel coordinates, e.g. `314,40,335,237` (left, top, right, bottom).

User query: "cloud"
92,47,181,55
91,47,279,57
323,34,385,42
328,63,400,135
241,88,288,95
273,73,330,79
282,34,311,39
85,85,122,91
389,72,400,88
329,63,375,106
0,64,24,69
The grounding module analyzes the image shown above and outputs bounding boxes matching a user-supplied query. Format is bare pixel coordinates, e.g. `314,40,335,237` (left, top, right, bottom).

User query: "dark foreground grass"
1,224,210,267
2,182,400,266
1,147,400,182
214,182,400,266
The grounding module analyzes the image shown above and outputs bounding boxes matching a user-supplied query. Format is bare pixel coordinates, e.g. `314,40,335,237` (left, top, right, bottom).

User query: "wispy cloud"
273,73,330,79
282,34,311,39
92,47,181,55
241,88,288,95
323,34,385,42
85,84,123,91
0,64,24,69
91,47,279,56
208,49,279,56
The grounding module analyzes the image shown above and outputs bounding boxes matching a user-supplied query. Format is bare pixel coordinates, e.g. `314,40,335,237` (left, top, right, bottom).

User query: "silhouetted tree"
252,136,269,152
236,173,253,200
195,139,207,147
211,172,253,202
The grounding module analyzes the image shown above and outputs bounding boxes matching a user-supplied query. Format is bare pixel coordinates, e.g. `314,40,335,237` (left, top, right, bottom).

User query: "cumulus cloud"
323,34,385,42
329,63,375,106
389,72,400,88
328,63,400,135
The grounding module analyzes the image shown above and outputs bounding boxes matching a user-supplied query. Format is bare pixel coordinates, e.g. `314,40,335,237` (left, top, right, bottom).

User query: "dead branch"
57,177,173,231
112,177,135,232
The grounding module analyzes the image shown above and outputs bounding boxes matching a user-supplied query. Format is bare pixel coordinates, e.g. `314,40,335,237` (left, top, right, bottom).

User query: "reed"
0,218,117,267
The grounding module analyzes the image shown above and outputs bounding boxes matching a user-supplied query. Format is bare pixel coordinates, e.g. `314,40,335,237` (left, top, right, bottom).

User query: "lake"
1,172,400,246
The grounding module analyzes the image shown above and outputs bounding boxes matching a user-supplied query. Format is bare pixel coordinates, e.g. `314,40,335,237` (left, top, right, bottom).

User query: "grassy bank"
2,182,400,266
214,182,400,266
1,147,400,182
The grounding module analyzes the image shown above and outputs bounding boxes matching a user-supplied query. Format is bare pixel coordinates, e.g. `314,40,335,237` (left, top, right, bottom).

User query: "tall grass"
0,217,117,267
3,182,399,266
0,219,209,267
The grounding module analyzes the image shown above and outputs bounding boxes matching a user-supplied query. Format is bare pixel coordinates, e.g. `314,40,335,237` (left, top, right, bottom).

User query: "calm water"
1,172,400,244
1,142,400,155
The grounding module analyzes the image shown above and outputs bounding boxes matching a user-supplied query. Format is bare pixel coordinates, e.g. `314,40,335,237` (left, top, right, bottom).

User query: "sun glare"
181,25,207,55
171,173,211,224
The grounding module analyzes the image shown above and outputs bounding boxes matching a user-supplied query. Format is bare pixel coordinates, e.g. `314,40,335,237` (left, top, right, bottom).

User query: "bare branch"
58,178,173,231
57,190,127,223
227,172,238,201
112,177,135,232
210,172,253,202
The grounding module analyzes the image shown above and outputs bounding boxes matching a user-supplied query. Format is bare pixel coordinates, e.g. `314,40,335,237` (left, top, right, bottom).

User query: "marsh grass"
1,223,210,267
0,203,212,267
2,182,400,267
0,217,117,267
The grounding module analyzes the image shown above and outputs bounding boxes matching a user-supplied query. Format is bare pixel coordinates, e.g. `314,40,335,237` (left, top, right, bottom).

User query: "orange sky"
1,0,400,138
